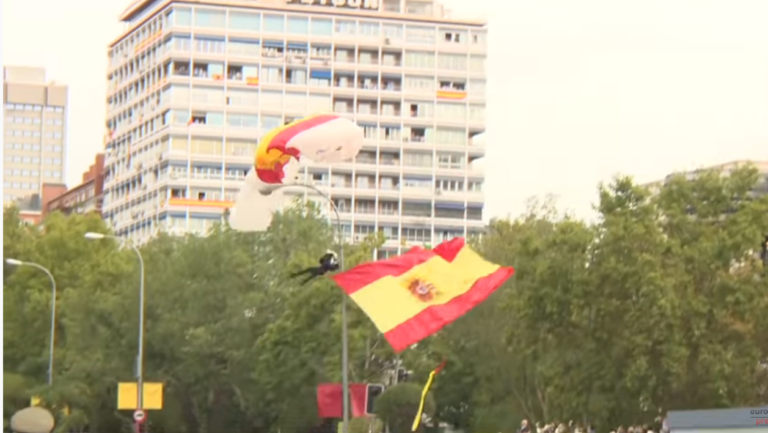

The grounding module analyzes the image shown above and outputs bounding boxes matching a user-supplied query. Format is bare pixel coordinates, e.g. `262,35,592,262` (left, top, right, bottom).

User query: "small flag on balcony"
213,74,223,80
246,77,259,86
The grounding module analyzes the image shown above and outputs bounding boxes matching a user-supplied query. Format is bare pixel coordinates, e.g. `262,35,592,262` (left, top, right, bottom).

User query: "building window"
438,54,468,71
469,56,485,73
173,35,192,51
287,16,309,34
471,31,487,44
311,18,332,36
382,24,403,39
335,20,356,34
404,51,436,69
229,11,260,31
436,102,466,121
441,29,467,44
227,113,259,128
172,7,192,25
230,38,262,56
194,9,226,28
359,21,379,36
194,37,226,54
263,14,285,32
405,25,435,44
469,79,486,96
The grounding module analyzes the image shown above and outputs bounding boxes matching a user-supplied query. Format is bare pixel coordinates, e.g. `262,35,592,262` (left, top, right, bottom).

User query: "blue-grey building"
667,407,768,433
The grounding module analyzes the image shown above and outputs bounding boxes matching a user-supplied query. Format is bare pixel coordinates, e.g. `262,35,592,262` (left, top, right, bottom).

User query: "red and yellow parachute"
254,114,363,184
229,114,364,232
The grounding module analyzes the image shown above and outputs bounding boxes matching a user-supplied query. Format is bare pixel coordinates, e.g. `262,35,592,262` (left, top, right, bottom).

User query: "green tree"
375,383,435,433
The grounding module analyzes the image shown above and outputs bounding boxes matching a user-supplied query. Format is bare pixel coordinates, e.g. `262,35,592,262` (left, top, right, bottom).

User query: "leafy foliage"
3,166,767,433
375,383,435,433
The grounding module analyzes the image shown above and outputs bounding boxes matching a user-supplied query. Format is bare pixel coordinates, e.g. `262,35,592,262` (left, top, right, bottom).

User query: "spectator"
520,419,531,433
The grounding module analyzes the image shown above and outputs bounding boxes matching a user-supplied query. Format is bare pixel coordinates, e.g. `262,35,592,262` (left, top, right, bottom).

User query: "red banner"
316,383,368,418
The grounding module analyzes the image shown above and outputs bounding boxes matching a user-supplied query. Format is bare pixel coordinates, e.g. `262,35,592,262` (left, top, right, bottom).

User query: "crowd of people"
518,418,668,433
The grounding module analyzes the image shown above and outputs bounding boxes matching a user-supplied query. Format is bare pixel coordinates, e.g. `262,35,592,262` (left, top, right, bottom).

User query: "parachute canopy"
255,114,364,184
229,114,364,232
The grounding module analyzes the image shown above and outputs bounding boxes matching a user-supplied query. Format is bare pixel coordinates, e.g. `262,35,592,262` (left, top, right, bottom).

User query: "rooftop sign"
286,0,380,10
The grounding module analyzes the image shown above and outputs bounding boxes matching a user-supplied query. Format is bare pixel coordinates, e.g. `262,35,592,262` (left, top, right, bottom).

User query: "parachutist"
290,250,340,284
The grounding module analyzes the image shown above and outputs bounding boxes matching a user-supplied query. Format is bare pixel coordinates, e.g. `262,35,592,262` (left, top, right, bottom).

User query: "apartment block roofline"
640,159,768,189
113,0,486,47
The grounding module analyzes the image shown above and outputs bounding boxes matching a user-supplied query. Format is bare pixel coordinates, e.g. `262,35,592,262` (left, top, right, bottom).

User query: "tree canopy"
3,166,767,433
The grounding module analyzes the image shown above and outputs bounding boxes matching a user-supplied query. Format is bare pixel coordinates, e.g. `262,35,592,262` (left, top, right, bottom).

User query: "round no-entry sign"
133,410,146,423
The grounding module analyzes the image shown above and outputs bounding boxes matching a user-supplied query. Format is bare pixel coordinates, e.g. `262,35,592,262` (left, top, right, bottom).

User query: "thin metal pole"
128,243,146,415
26,263,57,386
274,184,349,433
8,261,58,386
104,238,146,417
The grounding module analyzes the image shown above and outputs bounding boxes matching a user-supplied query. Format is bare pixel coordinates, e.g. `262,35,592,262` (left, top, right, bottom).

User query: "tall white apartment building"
103,0,488,256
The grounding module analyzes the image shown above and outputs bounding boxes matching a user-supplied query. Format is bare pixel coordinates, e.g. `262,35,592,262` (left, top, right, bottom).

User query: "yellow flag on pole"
411,360,446,431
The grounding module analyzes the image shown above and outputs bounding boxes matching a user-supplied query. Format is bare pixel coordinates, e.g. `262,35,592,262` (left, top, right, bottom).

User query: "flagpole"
272,183,350,433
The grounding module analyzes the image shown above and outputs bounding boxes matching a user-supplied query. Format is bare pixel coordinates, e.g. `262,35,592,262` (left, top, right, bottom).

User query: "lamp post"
270,183,350,433
84,232,146,417
6,259,57,386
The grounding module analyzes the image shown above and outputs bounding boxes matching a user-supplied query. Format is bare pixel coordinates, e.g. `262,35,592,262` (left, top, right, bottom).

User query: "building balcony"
400,186,433,200
401,165,432,177
466,190,484,205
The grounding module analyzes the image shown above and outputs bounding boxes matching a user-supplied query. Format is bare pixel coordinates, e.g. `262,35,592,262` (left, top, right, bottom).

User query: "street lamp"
84,232,146,417
270,184,350,433
6,258,57,386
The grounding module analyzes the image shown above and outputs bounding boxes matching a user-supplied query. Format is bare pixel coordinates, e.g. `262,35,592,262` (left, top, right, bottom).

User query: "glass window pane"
406,25,435,44
382,24,403,39
287,16,309,34
335,20,357,34
311,18,332,36
194,9,226,28
264,14,285,32
173,8,191,26
359,21,379,36
229,11,260,31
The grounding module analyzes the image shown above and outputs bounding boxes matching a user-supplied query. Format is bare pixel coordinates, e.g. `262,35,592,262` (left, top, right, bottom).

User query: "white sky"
3,0,767,220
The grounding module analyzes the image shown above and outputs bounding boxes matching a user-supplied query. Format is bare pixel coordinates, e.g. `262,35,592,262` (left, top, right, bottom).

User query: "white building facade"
103,0,488,256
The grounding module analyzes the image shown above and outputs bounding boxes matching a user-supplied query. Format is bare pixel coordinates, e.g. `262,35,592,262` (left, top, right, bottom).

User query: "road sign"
133,410,146,423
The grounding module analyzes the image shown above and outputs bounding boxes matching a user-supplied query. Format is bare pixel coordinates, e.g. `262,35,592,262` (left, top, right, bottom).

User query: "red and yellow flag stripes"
332,238,514,352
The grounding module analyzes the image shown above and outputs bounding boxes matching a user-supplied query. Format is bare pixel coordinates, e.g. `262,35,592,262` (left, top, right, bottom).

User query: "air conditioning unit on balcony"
384,38,391,45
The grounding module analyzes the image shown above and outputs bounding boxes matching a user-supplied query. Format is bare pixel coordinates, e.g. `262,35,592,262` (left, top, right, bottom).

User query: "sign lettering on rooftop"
285,0,380,10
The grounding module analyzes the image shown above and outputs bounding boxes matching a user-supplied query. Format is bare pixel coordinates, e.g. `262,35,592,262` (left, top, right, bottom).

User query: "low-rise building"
46,154,105,216
16,183,67,225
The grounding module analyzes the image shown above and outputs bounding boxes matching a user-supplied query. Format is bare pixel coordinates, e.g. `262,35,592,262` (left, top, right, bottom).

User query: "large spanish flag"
332,238,514,352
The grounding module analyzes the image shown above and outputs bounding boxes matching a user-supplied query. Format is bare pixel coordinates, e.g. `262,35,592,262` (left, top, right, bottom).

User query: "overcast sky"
3,0,767,220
